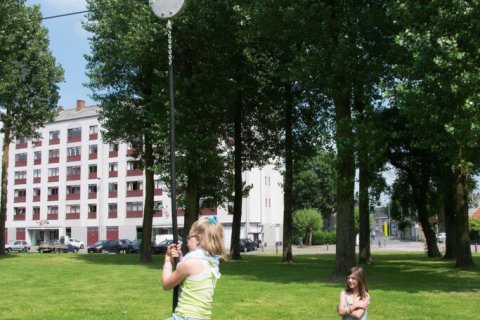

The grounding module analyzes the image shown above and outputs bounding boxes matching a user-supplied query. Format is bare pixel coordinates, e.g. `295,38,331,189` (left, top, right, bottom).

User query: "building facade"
4,101,284,248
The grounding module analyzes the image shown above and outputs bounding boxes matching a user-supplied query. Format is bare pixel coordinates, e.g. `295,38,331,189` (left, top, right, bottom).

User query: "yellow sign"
383,222,388,237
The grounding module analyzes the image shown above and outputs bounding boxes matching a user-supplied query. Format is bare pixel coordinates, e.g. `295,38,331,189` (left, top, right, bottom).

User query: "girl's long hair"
345,267,369,300
190,217,226,261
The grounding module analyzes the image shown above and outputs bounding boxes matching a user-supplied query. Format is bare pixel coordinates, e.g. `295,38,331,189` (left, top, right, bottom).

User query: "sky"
25,0,93,109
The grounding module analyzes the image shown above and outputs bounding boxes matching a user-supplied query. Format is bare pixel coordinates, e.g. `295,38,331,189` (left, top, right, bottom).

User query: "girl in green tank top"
163,217,225,320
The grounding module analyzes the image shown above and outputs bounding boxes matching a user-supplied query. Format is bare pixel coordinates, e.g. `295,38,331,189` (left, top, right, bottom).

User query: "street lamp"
149,0,185,312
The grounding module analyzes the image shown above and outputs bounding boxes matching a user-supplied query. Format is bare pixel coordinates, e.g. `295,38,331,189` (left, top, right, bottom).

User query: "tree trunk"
454,162,474,268
332,96,356,279
410,169,441,257
282,85,293,263
358,157,371,265
0,131,11,256
443,168,456,259
230,95,243,260
184,169,200,247
139,140,154,263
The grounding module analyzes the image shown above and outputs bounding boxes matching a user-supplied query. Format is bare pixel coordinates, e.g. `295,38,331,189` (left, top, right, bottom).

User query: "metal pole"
166,19,180,312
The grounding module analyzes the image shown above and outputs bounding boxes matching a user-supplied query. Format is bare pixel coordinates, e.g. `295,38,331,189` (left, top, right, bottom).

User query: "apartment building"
4,100,284,247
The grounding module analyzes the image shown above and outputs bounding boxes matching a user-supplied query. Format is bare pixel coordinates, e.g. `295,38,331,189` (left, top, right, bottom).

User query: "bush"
312,230,336,245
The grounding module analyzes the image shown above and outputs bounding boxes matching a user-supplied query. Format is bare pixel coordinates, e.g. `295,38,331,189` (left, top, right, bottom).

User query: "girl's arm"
337,291,350,317
162,244,188,290
349,293,370,319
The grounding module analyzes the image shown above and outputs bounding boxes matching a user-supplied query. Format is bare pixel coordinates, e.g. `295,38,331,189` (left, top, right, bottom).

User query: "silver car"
5,240,30,252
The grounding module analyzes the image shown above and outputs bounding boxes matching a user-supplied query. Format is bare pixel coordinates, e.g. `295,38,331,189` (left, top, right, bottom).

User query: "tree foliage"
293,149,336,229
293,208,323,246
0,0,63,255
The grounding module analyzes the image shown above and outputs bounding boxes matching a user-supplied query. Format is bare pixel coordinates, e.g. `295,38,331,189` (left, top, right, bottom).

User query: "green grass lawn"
1,252,479,319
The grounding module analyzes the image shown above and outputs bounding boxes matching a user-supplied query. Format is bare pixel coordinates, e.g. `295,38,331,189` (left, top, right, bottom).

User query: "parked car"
437,232,446,243
87,240,109,253
116,239,134,254
131,240,141,254
5,240,30,253
65,237,85,249
88,239,134,254
152,239,183,254
239,239,256,252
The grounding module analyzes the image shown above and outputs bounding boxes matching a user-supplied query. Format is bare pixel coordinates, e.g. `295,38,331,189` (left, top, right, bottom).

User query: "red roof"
472,208,480,219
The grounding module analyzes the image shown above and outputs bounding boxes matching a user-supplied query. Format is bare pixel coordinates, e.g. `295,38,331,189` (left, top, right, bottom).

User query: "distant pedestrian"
163,216,225,320
338,267,370,319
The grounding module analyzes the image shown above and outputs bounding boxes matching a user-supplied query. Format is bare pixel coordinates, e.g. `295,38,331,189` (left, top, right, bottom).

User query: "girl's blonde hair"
345,267,369,300
190,217,225,260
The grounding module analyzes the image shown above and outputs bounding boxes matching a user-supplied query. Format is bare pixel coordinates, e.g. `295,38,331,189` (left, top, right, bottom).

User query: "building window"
67,205,80,213
154,179,162,189
67,185,81,194
49,130,60,140
109,162,118,172
15,137,27,145
34,151,42,160
109,143,119,152
14,189,27,197
14,171,27,179
154,201,163,210
14,207,26,215
67,147,81,156
33,188,41,197
88,204,97,213
48,187,59,195
89,125,98,135
108,182,118,192
88,184,98,193
47,206,58,214
33,207,40,216
15,153,27,161
67,127,82,138
49,149,60,158
67,166,81,175
89,144,98,154
33,169,41,178
48,168,59,177
89,165,97,174
127,161,141,170
127,202,143,211
127,181,143,191
109,203,117,212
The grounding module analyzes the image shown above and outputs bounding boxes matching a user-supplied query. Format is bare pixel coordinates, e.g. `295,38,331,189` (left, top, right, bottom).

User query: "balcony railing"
66,194,80,200
126,211,143,218
126,190,143,197
13,214,26,221
66,213,80,220
14,178,27,185
67,135,81,143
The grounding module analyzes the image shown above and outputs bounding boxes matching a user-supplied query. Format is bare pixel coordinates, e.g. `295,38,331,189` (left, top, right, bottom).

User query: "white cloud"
44,0,87,12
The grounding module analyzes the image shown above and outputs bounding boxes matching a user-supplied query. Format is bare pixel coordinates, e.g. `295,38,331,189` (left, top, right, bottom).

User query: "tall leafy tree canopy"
0,0,63,255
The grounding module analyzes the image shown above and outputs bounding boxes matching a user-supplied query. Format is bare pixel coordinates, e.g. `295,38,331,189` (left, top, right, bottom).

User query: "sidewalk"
245,240,478,255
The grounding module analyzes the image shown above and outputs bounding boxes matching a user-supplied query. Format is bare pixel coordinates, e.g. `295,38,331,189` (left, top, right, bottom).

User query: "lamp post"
149,0,185,312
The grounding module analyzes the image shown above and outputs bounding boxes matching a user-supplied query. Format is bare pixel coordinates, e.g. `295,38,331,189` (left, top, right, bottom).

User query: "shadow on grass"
27,251,480,294
220,253,480,294
70,252,163,269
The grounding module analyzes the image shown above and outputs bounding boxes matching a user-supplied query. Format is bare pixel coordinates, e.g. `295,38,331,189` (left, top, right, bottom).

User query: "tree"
390,0,480,267
381,108,442,257
84,0,169,263
292,0,395,278
293,150,336,228
0,0,63,255
293,208,323,246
